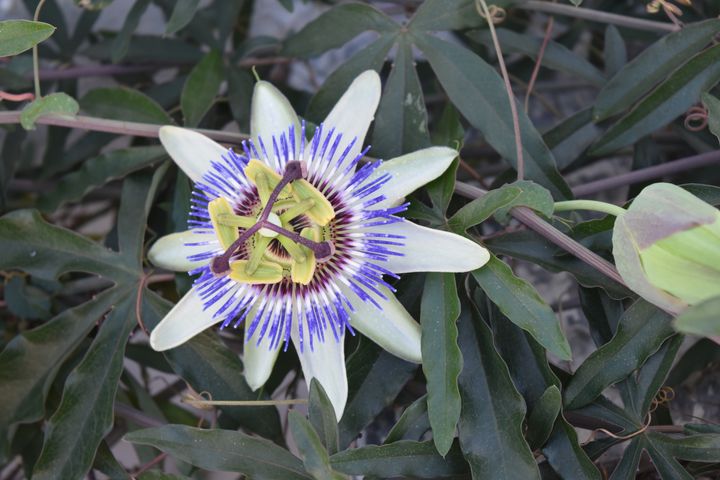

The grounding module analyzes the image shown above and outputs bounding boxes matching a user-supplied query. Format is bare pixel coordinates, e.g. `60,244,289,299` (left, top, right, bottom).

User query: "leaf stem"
515,1,678,33
476,0,525,180
553,200,626,217
32,0,48,99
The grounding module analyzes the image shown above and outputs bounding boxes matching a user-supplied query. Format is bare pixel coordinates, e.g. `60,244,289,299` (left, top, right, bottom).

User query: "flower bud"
612,183,720,315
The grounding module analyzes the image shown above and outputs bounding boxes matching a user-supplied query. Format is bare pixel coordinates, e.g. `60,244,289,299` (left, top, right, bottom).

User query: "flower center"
207,160,336,286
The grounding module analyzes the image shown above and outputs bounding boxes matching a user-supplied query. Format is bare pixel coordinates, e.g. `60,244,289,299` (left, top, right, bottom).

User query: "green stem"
32,0,48,99
553,200,626,217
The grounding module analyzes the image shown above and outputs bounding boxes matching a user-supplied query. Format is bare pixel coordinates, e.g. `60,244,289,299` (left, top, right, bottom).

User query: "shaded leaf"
165,0,200,35
414,33,571,199
702,92,720,145
126,425,312,480
289,411,345,480
330,440,469,478
20,92,79,130
604,25,627,78
80,87,172,124
592,43,720,155
471,28,605,86
112,0,151,63
283,3,398,58
456,305,539,479
307,34,396,122
472,255,572,360
594,19,720,121
338,341,417,447
526,385,561,450
564,300,674,409
420,272,461,456
32,294,136,480
384,395,430,444
38,146,166,212
608,437,643,480
408,0,512,31
449,185,522,232
0,20,55,57
372,36,430,158
309,379,339,455
181,50,223,127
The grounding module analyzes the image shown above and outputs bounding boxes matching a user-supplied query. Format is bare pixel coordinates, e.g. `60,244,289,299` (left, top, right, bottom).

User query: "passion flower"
147,71,490,418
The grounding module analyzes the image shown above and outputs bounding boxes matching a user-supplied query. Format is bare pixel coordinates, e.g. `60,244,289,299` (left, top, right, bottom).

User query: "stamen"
279,199,316,223
216,213,256,228
260,222,334,261
246,235,272,275
210,222,262,275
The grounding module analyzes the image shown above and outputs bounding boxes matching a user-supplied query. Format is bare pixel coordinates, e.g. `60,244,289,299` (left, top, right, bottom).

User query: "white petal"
341,284,422,363
243,329,282,391
150,286,232,351
372,220,490,274
159,126,227,183
251,81,301,163
292,330,347,420
372,146,458,208
148,230,219,272
322,70,381,169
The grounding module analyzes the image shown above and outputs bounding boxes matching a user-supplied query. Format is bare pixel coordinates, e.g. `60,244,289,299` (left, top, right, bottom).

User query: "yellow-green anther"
291,227,318,285
245,235,272,275
230,259,283,284
208,197,239,249
276,234,307,263
280,199,316,223
271,198,301,212
216,213,256,229
292,179,335,226
255,171,272,205
244,159,292,205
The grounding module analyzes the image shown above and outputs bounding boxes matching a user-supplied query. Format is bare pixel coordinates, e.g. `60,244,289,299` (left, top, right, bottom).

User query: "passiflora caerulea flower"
147,71,490,418
613,183,720,315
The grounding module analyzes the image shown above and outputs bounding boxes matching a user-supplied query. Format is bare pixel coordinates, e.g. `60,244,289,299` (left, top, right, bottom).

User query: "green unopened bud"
613,183,720,315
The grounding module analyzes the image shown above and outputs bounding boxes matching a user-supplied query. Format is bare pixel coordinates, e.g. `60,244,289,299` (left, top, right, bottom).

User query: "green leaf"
414,33,571,199
112,0,151,63
408,0,512,31
701,92,720,145
0,287,124,456
449,185,523,233
338,341,417,447
492,180,554,223
472,255,572,360
80,87,172,124
38,146,166,212
384,395,430,444
84,35,203,64
32,294,137,480
420,272,461,457
289,411,345,480
282,3,398,58
526,385,561,450
306,34,396,122
426,158,459,218
181,50,223,127
371,36,430,158
0,209,135,280
608,437,643,480
563,300,674,409
674,295,720,338
0,20,55,57
93,441,131,480
544,420,601,480
142,292,284,443
544,108,602,170
330,440,469,478
125,425,313,480
470,28,605,86
456,305,540,479
20,92,79,130
165,0,200,35
591,43,720,155
594,19,720,121
604,25,627,78
308,379,339,455
643,435,693,480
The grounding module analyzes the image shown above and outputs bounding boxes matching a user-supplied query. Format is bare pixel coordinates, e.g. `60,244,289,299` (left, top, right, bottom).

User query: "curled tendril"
474,0,506,24
685,105,709,132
